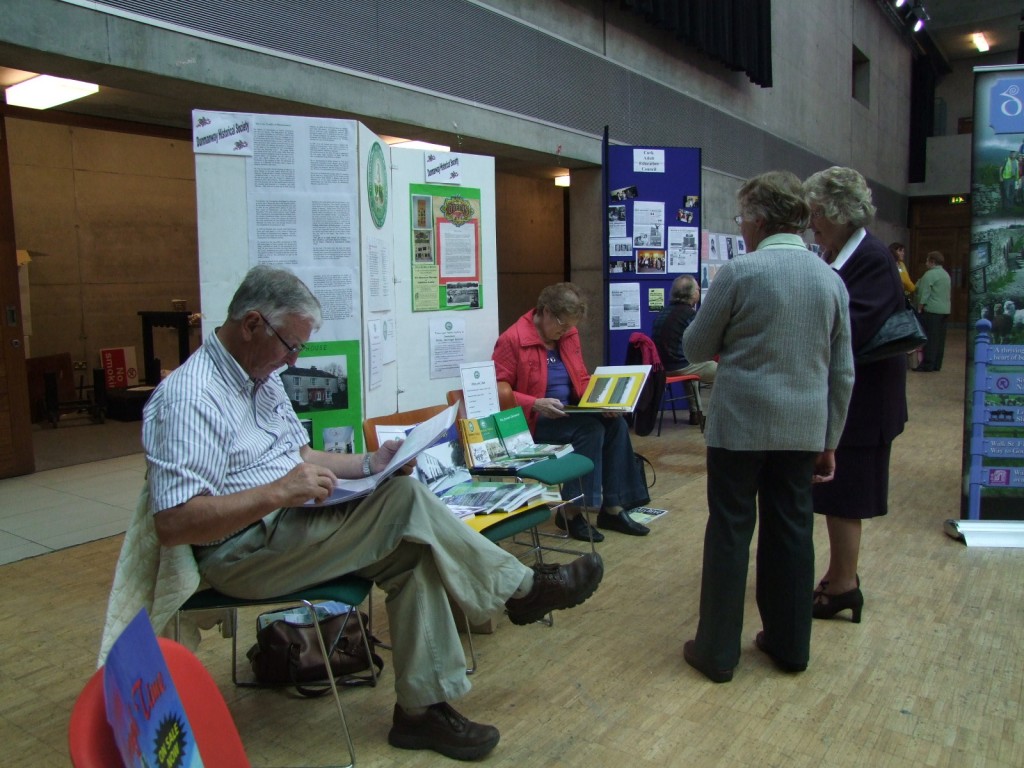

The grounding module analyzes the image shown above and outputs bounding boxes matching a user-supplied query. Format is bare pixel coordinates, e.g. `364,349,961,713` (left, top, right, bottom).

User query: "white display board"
194,114,498,425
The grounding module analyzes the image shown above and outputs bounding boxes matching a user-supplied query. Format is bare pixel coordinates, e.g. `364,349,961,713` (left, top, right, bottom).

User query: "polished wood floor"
4,328,1022,767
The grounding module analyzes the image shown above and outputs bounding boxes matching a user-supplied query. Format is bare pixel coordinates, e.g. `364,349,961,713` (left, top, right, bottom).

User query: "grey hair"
671,274,699,303
737,171,810,233
226,266,323,330
536,282,587,321
803,166,876,228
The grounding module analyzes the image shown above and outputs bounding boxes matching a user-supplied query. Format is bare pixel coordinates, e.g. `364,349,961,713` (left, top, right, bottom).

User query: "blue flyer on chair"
103,608,205,767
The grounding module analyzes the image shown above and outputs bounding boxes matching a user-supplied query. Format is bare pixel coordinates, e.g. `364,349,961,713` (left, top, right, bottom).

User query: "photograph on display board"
286,340,363,452
409,184,483,311
637,249,666,274
610,185,639,201
685,195,700,208
609,204,627,238
610,259,637,274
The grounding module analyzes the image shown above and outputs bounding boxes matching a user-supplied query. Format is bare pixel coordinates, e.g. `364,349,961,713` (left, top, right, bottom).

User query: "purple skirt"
812,443,892,519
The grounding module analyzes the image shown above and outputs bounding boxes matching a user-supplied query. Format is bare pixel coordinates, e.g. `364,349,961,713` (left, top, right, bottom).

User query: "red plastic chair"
658,374,703,435
68,637,250,767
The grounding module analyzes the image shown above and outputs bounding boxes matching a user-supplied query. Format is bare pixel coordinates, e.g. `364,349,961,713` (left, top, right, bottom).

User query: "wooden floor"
4,328,1023,767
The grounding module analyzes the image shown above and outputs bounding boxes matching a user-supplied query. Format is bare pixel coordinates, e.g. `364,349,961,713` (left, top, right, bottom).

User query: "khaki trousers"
193,476,530,707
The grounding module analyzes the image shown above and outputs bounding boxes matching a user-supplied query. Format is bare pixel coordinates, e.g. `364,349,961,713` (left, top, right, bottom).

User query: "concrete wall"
6,118,199,374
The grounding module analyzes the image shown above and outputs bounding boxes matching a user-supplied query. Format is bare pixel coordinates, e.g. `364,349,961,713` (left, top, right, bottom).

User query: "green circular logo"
367,142,388,229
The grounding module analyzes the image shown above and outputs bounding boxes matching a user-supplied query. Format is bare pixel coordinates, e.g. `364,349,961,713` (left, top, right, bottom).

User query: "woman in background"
890,242,916,297
492,283,649,541
805,167,908,623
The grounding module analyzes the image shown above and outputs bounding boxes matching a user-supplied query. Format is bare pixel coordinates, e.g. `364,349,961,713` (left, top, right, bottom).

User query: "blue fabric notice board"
603,144,702,365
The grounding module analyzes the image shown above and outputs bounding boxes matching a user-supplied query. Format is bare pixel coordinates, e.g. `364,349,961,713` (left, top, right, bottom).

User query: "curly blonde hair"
804,166,876,227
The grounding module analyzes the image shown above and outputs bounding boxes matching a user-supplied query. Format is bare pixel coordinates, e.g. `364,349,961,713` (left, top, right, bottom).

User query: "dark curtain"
908,55,935,184
620,0,773,88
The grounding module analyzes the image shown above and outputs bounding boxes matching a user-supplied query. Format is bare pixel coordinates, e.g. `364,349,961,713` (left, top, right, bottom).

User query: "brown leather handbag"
247,609,383,697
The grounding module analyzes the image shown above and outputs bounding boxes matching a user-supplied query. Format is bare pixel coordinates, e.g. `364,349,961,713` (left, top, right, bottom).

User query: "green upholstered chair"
175,575,375,768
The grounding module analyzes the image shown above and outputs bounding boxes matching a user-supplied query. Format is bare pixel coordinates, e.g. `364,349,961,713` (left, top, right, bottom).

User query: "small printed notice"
192,109,253,156
459,361,501,419
633,148,665,173
429,318,466,379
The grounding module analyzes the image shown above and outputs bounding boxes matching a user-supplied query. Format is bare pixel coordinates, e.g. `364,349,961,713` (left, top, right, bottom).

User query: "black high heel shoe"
812,587,863,623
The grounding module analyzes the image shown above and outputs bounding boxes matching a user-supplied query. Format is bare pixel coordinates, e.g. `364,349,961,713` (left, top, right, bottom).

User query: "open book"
562,365,651,414
305,403,459,507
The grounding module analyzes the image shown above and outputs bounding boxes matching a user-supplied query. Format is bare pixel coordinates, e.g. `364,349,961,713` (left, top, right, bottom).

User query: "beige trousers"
193,476,530,707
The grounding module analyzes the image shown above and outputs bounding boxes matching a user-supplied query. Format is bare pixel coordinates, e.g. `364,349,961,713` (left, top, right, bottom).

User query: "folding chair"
175,575,375,768
658,374,703,435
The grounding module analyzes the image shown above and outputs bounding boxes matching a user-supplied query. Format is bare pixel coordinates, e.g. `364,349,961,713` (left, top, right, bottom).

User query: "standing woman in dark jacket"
804,166,908,623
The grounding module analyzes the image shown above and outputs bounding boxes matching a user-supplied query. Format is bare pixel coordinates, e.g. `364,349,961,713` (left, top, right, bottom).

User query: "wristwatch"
362,454,373,477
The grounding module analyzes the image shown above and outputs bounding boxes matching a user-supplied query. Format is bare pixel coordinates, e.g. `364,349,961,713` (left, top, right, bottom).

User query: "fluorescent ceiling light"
388,139,451,152
5,75,99,109
895,0,907,7
972,32,990,52
554,175,570,187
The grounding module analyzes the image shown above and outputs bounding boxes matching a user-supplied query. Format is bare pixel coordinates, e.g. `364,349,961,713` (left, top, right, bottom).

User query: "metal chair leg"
302,599,357,768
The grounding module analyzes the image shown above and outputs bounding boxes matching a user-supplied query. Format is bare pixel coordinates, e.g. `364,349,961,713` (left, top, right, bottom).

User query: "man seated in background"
652,274,717,425
143,265,605,761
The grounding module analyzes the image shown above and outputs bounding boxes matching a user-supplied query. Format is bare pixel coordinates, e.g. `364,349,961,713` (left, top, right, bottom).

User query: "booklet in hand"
561,365,651,414
306,403,459,507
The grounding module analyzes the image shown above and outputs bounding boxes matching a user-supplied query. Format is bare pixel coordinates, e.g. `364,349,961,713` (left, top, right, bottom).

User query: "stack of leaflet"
440,481,547,517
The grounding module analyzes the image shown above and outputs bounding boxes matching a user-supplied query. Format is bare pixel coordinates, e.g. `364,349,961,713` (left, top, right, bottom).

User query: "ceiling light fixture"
4,74,99,109
894,0,907,7
554,175,570,187
972,32,990,52
911,2,929,32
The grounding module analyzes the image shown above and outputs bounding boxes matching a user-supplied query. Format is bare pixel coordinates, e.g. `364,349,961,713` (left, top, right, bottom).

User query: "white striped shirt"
142,330,309,517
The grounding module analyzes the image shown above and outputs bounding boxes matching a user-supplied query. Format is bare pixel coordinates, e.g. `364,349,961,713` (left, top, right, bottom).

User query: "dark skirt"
812,443,892,519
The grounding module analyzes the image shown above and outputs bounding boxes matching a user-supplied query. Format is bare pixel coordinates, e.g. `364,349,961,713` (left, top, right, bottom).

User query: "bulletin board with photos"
604,143,702,365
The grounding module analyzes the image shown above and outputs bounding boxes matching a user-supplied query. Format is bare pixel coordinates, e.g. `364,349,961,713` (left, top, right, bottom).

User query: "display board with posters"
604,143,701,365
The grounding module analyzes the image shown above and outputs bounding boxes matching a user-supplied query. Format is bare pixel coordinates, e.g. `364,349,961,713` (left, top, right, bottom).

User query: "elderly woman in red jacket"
492,282,649,541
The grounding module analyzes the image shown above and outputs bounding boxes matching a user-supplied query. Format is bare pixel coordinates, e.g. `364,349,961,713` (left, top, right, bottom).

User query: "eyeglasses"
259,313,305,356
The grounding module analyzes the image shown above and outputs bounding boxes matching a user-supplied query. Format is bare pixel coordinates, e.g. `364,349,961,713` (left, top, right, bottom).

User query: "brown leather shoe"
388,702,500,760
505,553,604,626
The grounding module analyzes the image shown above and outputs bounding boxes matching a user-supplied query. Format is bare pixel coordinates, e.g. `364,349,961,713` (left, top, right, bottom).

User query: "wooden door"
909,198,971,323
0,119,34,477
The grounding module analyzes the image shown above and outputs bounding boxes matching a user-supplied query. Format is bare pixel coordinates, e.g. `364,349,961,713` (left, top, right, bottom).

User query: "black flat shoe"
596,508,649,536
812,587,863,623
554,510,604,542
754,632,807,673
683,640,733,683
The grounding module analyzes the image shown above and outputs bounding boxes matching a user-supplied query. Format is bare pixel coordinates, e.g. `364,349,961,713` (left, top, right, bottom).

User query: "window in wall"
852,45,870,107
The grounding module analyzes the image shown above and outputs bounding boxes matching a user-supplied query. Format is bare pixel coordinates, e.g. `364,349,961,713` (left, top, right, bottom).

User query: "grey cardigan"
683,234,854,452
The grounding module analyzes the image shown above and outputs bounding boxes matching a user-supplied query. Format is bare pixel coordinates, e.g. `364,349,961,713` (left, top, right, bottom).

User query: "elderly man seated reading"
652,274,717,425
142,265,604,761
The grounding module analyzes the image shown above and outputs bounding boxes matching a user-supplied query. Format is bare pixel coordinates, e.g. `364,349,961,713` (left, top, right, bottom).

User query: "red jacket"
492,309,591,432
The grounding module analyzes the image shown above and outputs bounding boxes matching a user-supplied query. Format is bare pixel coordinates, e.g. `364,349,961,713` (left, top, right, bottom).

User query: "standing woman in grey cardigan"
680,171,854,682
